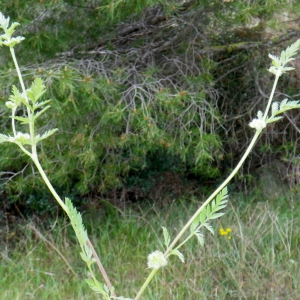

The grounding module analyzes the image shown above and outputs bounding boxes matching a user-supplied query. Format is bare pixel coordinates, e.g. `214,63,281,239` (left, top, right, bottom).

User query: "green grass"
1,194,300,299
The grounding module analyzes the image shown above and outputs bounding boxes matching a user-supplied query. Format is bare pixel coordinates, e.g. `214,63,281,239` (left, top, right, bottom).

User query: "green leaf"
85,278,108,296
271,102,279,115
191,187,228,235
2,36,24,47
194,230,204,246
35,129,58,143
33,99,52,109
206,203,211,218
9,85,26,107
208,212,225,220
169,249,185,263
0,133,10,143
203,222,214,234
6,22,21,36
268,39,300,75
13,116,30,124
266,116,283,124
80,252,96,267
190,208,206,234
33,105,51,120
27,77,46,103
162,227,170,248
199,209,206,224
268,99,300,121
280,39,300,64
65,197,92,259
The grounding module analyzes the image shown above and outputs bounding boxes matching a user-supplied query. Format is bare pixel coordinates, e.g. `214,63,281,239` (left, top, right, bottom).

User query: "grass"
1,193,300,299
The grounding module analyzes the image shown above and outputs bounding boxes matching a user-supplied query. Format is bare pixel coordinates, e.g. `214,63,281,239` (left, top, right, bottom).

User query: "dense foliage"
1,0,300,213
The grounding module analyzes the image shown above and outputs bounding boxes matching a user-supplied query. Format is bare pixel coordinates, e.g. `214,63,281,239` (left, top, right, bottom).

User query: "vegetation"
1,5,300,297
1,1,300,299
2,194,300,299
1,1,300,209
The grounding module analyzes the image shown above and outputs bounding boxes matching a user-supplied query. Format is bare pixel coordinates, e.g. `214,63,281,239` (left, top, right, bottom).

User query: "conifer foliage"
1,0,300,210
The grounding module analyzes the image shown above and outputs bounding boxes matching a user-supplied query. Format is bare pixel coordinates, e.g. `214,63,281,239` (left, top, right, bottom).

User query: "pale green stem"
164,130,261,256
135,70,282,299
31,155,68,213
8,43,116,298
9,46,67,211
32,154,116,296
263,73,280,121
11,108,17,136
165,71,281,257
134,269,158,300
174,231,195,252
10,46,35,144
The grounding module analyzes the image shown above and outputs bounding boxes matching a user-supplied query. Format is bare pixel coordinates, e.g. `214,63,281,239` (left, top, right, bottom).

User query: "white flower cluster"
249,118,266,131
147,250,168,269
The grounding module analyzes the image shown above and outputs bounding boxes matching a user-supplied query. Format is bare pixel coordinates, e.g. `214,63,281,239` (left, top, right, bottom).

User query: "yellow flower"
219,227,232,239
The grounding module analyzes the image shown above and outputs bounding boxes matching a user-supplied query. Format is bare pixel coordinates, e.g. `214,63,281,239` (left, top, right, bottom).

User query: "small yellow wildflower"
219,227,232,240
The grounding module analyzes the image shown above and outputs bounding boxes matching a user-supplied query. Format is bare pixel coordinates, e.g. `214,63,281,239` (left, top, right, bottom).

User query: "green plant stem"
164,130,261,256
263,73,280,121
31,155,68,213
134,71,282,300
134,269,158,300
133,131,260,300
164,72,281,257
31,145,116,297
9,43,116,299
9,47,35,142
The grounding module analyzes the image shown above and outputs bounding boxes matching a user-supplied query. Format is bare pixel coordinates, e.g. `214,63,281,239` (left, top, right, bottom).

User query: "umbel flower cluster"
147,251,168,269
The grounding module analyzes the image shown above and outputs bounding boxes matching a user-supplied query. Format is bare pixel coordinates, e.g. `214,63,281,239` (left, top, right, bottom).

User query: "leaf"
80,250,96,267
208,212,225,220
203,222,214,234
194,230,204,246
85,278,107,295
27,77,46,103
2,36,24,47
268,39,300,75
0,133,10,144
271,102,279,115
269,54,279,66
9,85,27,107
33,105,51,120
162,227,170,248
206,203,211,218
270,99,300,117
190,208,206,234
33,99,52,109
169,249,185,263
65,197,92,259
6,22,21,36
266,116,283,124
257,110,263,119
13,116,30,124
0,12,10,30
35,129,58,143
280,39,300,64
191,187,228,235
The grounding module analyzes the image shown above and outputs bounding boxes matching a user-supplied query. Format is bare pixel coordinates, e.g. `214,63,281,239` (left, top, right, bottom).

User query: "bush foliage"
1,0,300,211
